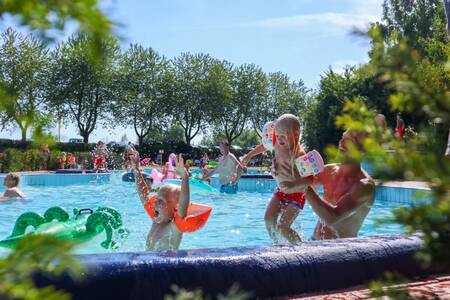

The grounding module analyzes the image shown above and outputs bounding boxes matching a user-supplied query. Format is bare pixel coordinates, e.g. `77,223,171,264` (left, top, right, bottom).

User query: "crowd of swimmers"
6,112,434,250
128,113,376,251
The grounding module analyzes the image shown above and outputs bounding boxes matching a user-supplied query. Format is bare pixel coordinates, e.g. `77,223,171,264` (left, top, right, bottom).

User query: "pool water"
0,173,408,254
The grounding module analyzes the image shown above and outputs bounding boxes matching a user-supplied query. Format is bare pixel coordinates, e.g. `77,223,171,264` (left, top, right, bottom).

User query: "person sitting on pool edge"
1,173,25,201
130,147,192,251
202,140,244,194
305,128,375,240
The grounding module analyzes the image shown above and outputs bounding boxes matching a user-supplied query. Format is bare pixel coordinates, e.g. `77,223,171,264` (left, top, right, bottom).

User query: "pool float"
206,161,218,169
0,206,128,249
163,178,217,192
262,121,276,151
122,171,151,182
144,195,212,232
295,150,324,177
151,153,180,184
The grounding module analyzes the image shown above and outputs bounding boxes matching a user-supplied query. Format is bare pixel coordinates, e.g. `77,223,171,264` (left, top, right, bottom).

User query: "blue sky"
0,0,383,144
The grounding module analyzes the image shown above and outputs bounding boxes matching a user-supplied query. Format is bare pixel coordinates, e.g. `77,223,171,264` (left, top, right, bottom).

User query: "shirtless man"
203,141,243,194
305,129,375,240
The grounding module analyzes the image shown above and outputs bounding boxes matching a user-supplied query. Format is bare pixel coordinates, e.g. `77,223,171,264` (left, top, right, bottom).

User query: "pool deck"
292,274,450,299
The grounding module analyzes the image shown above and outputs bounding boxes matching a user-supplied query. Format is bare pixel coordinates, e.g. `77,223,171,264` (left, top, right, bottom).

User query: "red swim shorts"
274,188,306,210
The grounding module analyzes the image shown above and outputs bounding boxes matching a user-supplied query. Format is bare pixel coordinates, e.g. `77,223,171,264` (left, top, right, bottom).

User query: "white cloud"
255,12,379,30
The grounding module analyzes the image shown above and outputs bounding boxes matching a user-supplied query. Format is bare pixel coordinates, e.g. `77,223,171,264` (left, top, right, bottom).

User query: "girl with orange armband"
130,146,211,251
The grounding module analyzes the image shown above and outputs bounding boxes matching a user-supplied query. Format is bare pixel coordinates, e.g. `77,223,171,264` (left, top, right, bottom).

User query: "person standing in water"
241,114,312,244
202,141,243,194
305,129,375,240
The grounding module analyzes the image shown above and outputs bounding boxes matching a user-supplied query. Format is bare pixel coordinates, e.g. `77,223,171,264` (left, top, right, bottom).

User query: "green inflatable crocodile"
0,206,128,249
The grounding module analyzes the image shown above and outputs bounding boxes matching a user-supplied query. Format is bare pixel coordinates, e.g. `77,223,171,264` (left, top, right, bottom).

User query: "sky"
0,0,384,144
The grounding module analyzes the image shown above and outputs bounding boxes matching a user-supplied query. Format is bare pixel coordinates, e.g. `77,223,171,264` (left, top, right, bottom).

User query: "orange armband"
144,195,212,233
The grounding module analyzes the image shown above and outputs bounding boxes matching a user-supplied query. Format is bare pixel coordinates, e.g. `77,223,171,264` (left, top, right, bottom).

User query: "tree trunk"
21,127,27,143
138,135,144,146
444,0,450,37
81,132,90,144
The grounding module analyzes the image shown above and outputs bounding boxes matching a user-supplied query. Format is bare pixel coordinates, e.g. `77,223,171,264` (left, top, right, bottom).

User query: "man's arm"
305,182,374,225
241,144,267,167
203,163,221,180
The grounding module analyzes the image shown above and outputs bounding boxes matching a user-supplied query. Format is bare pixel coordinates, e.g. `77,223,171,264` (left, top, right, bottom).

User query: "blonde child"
59,152,67,169
1,173,25,200
241,114,312,244
130,147,191,251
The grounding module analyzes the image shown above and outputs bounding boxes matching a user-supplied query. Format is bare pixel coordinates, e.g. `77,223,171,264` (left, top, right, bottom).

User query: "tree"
302,68,359,152
381,0,449,60
48,34,119,143
113,44,170,146
0,28,49,142
251,72,308,136
0,0,113,58
211,63,268,145
170,53,216,146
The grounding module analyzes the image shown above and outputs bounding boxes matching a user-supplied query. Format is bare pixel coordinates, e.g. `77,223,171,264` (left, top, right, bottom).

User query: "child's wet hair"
5,173,20,187
158,184,181,207
276,114,301,136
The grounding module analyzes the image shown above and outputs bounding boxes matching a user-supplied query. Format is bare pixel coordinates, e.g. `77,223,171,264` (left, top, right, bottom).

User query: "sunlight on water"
0,172,405,254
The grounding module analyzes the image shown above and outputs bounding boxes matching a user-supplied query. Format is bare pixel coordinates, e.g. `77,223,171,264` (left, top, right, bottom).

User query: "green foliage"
0,235,81,300
212,62,268,144
381,0,449,58
0,28,50,142
48,33,120,143
251,72,309,136
330,27,450,271
0,0,113,58
302,68,359,152
165,284,252,300
114,44,171,145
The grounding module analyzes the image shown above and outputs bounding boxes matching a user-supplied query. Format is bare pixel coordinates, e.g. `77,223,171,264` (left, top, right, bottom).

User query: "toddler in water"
1,173,25,200
241,114,312,244
130,147,191,251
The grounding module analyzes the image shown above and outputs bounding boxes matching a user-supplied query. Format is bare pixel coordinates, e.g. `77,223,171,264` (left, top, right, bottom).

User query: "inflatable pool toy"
163,178,217,192
122,171,151,182
206,161,218,168
144,195,212,232
295,150,324,177
262,121,276,151
0,206,128,249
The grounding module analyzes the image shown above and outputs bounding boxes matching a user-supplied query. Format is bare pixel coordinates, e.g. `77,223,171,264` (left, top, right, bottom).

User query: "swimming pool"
0,172,426,255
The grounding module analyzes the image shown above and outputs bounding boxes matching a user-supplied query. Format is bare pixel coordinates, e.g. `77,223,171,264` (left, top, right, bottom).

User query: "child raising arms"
241,114,312,244
131,147,191,251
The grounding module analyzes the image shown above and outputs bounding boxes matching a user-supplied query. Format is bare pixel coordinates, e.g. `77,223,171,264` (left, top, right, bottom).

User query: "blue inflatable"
121,172,151,182
163,178,216,192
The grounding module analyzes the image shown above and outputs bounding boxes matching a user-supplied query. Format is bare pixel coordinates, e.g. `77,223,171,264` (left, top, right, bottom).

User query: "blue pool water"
0,172,426,254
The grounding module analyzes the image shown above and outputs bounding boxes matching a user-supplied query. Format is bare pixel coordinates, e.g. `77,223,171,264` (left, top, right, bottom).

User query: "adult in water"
305,129,375,240
203,140,243,194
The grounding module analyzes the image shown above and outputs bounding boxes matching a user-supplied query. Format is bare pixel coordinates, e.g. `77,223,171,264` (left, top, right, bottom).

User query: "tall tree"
212,63,268,145
113,44,170,146
251,72,308,136
381,0,449,58
302,68,359,152
0,28,49,142
49,34,119,143
170,53,215,146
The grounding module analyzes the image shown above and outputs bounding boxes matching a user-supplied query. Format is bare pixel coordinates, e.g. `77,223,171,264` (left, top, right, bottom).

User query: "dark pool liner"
35,234,426,300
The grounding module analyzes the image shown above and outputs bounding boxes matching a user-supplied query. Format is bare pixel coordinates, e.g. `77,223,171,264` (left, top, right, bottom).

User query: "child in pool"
1,173,25,200
130,147,191,251
241,114,312,244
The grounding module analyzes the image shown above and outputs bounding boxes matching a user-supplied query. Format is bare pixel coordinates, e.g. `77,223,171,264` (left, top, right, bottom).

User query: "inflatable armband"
295,150,324,177
262,121,276,151
144,195,212,233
